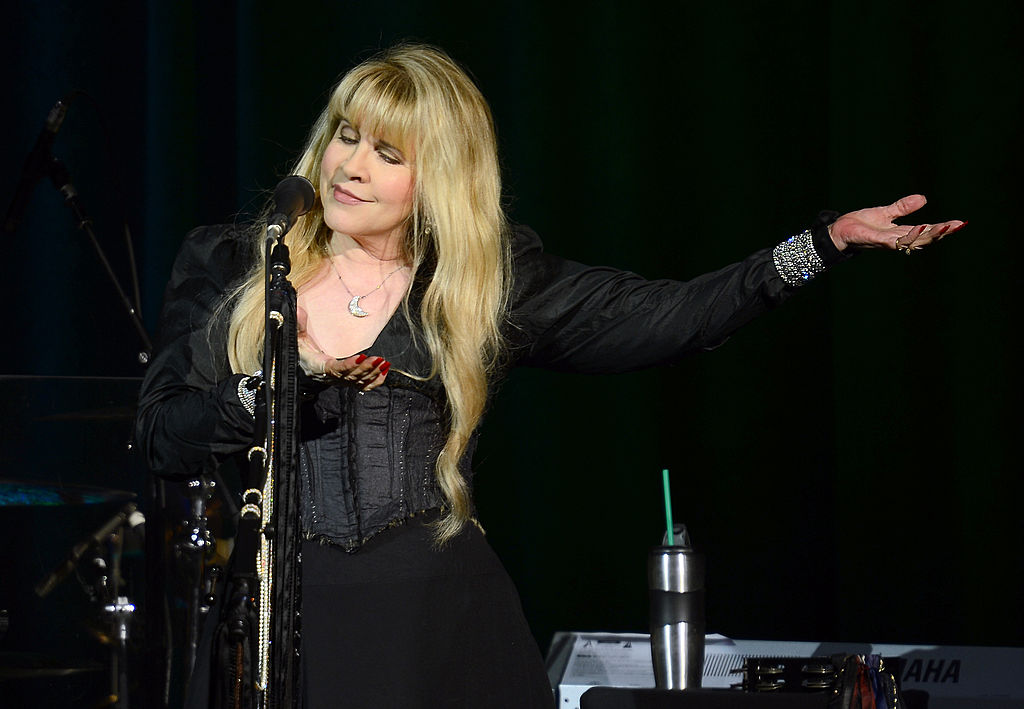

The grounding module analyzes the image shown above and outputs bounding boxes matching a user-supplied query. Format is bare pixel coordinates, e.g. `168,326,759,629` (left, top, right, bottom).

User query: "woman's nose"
342,142,370,182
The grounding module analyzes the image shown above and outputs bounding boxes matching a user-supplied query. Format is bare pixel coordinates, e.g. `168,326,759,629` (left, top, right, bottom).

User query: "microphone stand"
256,228,303,709
219,175,312,709
47,157,153,363
34,502,140,709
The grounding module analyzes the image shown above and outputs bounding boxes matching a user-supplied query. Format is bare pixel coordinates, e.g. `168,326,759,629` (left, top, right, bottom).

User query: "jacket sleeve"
135,225,258,479
507,215,844,374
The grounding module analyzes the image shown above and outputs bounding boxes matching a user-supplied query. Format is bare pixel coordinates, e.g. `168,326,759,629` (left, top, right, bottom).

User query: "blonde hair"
226,44,510,544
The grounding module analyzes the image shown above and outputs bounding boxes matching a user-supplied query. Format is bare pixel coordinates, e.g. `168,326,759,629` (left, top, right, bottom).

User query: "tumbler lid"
661,523,691,549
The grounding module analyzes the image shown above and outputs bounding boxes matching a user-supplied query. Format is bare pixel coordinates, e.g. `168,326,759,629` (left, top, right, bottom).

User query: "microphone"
267,175,315,239
4,98,69,233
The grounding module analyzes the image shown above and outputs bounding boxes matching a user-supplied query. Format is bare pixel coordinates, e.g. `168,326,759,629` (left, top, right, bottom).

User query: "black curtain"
2,1,1020,703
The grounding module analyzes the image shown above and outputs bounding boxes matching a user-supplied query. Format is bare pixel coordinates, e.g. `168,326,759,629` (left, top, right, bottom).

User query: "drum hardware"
0,651,104,680
201,565,224,616
175,476,217,681
34,502,140,599
178,477,217,558
0,478,135,507
32,502,143,707
103,594,135,704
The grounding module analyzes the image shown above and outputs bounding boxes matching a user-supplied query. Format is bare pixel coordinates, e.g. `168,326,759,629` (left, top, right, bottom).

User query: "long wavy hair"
225,44,510,544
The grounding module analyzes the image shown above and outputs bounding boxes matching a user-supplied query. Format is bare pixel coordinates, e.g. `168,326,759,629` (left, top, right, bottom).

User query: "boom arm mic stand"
45,156,153,362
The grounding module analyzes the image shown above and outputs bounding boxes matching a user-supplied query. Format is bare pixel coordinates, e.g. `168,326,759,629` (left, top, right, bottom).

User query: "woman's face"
320,119,415,242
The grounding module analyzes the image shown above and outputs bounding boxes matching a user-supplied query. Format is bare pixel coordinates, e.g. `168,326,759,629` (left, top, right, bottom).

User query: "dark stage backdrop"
2,0,1020,700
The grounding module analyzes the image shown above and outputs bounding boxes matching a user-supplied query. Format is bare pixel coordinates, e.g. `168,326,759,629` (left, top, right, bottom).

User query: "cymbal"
36,404,136,422
0,651,103,678
0,375,140,422
0,479,136,507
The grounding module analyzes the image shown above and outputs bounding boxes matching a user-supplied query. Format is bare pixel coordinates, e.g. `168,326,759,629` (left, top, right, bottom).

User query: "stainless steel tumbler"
648,543,705,689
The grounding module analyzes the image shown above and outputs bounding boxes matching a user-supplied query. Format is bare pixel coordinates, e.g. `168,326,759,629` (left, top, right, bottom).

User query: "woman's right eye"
337,124,360,144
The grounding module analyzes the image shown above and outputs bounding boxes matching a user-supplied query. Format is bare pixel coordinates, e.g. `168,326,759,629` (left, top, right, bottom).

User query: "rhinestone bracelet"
237,371,263,416
772,229,825,287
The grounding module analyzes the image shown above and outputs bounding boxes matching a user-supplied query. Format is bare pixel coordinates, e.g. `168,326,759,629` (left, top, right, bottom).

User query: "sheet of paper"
562,633,655,687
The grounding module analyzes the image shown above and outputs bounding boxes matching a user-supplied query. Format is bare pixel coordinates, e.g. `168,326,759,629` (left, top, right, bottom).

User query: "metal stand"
216,176,312,709
102,529,136,709
47,156,152,361
176,477,217,681
6,97,157,705
34,503,141,708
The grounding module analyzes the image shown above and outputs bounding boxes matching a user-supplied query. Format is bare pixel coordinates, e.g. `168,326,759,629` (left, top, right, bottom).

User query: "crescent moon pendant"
348,296,370,318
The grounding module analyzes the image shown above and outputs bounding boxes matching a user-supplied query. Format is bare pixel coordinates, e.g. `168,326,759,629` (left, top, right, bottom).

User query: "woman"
136,44,963,707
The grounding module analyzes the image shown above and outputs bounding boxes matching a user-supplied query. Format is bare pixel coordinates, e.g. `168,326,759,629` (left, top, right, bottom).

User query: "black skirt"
300,515,555,709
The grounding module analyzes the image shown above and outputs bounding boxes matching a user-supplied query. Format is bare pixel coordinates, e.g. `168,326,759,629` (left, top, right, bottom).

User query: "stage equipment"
0,479,135,507
212,175,313,709
737,654,905,707
736,656,838,692
0,376,148,707
0,651,103,679
547,632,1024,709
580,687,828,708
3,92,152,362
31,501,141,708
4,98,68,234
3,96,153,705
34,501,140,599
177,476,218,680
266,175,315,238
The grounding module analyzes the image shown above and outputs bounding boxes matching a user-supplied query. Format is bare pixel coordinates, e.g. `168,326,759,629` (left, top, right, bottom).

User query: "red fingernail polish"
355,354,367,364
380,363,391,374
372,357,384,367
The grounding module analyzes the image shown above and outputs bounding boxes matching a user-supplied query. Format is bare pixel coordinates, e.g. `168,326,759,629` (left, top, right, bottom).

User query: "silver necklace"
328,257,407,318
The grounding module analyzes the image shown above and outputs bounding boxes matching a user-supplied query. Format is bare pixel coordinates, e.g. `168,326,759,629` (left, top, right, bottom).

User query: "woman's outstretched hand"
829,194,967,253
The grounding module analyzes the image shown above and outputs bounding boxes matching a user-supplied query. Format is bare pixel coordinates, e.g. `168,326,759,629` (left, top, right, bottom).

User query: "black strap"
649,589,705,626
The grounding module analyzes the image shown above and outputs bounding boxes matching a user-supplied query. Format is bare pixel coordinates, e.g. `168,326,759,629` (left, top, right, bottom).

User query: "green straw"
662,468,674,546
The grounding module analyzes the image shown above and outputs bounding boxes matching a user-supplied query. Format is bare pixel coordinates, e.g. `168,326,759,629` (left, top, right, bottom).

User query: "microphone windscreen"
270,175,315,233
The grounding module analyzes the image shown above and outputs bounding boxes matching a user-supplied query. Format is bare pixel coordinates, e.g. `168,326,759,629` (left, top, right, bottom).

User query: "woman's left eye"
378,150,402,165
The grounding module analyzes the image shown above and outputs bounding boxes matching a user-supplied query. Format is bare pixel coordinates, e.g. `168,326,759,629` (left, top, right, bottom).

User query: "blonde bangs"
331,66,419,160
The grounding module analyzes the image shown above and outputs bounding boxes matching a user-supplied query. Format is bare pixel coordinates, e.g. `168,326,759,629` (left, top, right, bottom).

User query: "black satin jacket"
135,220,841,549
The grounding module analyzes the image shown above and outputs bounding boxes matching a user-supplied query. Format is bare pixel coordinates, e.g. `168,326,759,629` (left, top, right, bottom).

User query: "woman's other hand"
300,350,391,392
829,194,967,253
297,306,390,391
